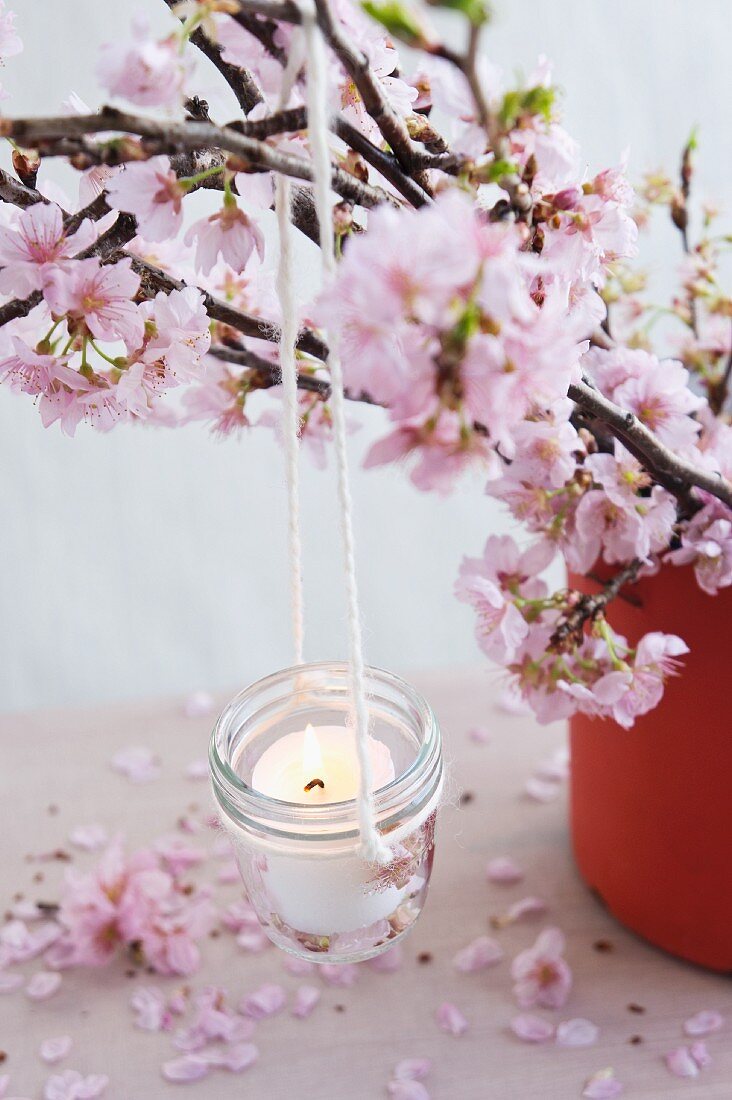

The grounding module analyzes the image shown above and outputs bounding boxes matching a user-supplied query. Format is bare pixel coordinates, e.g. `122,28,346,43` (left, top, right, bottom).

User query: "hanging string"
300,1,392,865
275,34,308,666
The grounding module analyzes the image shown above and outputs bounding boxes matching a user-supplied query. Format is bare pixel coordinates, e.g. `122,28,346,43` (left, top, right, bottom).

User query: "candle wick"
304,778,325,792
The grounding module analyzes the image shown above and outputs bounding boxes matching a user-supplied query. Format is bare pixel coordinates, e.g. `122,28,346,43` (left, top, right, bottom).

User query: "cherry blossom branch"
568,377,732,509
0,110,399,210
550,558,642,651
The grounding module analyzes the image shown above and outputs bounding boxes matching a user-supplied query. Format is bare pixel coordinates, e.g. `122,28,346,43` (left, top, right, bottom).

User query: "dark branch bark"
550,559,642,651
0,110,400,211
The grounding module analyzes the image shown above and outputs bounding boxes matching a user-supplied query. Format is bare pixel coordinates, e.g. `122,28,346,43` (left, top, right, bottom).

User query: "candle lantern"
210,662,443,963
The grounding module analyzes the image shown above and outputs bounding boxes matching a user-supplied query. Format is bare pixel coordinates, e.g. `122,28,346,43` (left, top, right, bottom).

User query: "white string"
275,34,308,666
300,2,391,865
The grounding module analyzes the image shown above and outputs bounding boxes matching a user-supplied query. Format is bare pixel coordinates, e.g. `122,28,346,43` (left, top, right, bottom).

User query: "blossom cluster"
0,0,730,726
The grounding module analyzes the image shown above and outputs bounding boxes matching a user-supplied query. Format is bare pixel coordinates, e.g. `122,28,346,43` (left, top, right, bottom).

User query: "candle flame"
302,723,323,784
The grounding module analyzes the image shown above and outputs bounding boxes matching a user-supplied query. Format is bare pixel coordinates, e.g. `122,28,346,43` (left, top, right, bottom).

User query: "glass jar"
210,662,443,963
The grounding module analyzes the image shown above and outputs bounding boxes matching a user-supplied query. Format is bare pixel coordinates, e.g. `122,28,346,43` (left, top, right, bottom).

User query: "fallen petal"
26,972,62,1001
556,1018,598,1048
665,1047,700,1078
491,896,548,929
68,824,108,851
393,1058,431,1081
486,856,524,884
468,726,491,744
689,1041,712,1068
684,1010,724,1037
239,983,286,1019
184,759,209,781
40,1036,73,1064
436,1002,468,1037
524,777,560,803
183,691,215,718
387,1082,430,1100
161,1056,210,1083
510,1014,554,1043
292,985,320,1019
453,935,504,972
582,1068,623,1099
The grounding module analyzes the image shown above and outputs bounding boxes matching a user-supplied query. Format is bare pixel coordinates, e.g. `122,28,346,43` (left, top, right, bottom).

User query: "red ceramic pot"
570,563,732,972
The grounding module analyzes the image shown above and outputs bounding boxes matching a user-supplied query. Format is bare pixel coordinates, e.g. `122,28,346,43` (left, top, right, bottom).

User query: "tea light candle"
251,724,395,804
212,664,443,962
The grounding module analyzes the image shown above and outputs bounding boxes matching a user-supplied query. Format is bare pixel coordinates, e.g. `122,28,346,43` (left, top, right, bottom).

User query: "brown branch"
0,110,400,211
162,0,263,114
550,559,642,651
568,376,732,510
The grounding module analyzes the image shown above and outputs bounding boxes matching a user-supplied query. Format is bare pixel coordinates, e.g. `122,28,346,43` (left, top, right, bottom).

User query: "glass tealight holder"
210,662,443,964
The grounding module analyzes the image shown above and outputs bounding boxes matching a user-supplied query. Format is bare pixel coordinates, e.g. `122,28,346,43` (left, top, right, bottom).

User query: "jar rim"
209,661,443,842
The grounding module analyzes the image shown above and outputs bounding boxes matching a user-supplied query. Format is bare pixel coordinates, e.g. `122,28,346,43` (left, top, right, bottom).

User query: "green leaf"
361,0,426,45
428,0,492,27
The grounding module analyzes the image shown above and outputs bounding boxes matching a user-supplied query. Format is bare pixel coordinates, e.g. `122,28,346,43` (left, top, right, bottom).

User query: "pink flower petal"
110,745,161,784
582,1068,624,1099
292,985,320,1019
387,1082,430,1100
368,943,404,973
0,1072,9,1098
43,1071,108,1100
510,1014,555,1043
468,726,491,744
524,777,560,803
40,1036,73,1064
486,856,524,884
162,1056,210,1083
183,691,215,718
68,824,108,851
239,983,286,1019
453,935,504,972
393,1058,432,1081
556,1018,599,1048
283,956,316,977
689,1041,712,1068
26,971,62,1001
535,747,570,782
319,963,360,987
684,1010,724,1037
436,1002,468,1036
492,895,548,928
130,987,170,1032
665,1047,700,1078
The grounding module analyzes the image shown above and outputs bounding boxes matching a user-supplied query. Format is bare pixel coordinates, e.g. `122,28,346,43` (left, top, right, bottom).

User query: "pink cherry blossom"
511,928,572,1009
130,986,171,1032
0,202,94,296
556,1018,599,1047
0,1,22,60
319,962,360,987
486,856,524,884
291,985,321,1019
145,286,211,379
668,500,732,595
684,1009,724,1037
435,1001,468,1036
185,198,264,276
592,632,688,729
106,158,185,242
97,19,190,109
582,1069,623,1099
510,1014,555,1042
368,943,403,972
153,835,206,877
204,1042,258,1073
525,776,561,803
453,935,504,972
239,982,286,1019
44,257,144,351
493,895,548,928
40,1036,73,1065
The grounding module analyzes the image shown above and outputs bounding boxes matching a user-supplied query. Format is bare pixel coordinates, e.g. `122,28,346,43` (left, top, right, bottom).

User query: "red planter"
570,564,732,972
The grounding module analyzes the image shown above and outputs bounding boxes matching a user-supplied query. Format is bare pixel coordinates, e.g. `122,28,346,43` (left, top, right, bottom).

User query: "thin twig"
550,558,642,650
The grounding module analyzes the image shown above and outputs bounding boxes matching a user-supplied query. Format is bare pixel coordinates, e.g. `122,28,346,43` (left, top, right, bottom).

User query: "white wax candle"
237,723,432,937
251,724,395,804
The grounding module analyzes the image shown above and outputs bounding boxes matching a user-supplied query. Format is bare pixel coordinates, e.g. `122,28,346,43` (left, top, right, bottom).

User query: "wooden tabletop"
1,668,730,1099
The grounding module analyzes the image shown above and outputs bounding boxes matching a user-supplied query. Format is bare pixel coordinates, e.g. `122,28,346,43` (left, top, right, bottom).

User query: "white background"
1,0,730,711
